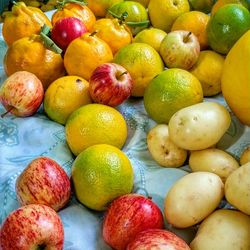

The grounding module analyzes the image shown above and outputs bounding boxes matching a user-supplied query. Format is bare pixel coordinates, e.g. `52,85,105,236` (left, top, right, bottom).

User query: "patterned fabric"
0,15,249,249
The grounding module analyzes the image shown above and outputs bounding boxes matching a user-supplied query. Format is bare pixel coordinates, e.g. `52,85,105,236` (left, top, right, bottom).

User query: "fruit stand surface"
0,11,250,250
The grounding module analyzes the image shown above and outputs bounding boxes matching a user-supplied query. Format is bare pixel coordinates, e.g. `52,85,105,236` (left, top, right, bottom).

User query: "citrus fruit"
211,0,249,16
148,0,190,32
126,0,150,7
43,76,92,125
3,34,65,90
133,28,167,52
171,11,210,50
65,103,127,155
113,43,164,97
207,4,250,54
2,1,52,46
63,32,113,81
189,50,225,96
71,144,133,211
188,0,214,13
107,1,149,35
87,0,124,17
91,18,133,54
221,30,250,126
144,68,203,124
51,2,96,32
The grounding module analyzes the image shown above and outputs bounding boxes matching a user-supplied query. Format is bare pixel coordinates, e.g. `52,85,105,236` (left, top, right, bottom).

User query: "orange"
211,0,249,16
133,28,167,52
87,0,124,17
64,32,113,81
65,103,127,155
71,144,134,211
51,3,96,32
144,68,203,124
221,30,250,126
207,4,250,54
189,50,225,97
188,0,214,13
43,76,92,125
148,0,190,32
113,43,164,97
2,1,52,46
91,18,133,54
171,11,210,50
4,34,65,90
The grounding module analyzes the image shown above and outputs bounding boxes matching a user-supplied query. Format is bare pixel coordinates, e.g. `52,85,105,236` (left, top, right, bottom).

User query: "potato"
164,172,224,228
168,102,231,151
225,162,250,215
240,146,250,165
189,148,239,182
147,124,188,167
190,209,250,250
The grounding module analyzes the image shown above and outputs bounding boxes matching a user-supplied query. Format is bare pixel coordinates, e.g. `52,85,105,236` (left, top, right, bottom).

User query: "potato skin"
168,102,231,151
190,209,250,250
225,162,250,215
164,172,224,228
189,148,239,182
240,146,250,165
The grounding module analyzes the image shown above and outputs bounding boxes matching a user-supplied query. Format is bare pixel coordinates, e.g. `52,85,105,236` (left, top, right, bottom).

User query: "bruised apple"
102,194,164,250
126,229,190,250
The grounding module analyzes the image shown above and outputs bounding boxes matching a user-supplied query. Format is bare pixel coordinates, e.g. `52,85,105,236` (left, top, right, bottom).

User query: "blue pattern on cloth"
0,14,250,249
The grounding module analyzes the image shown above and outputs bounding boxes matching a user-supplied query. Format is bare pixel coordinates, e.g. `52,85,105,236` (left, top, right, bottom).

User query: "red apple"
102,194,164,250
16,157,71,211
89,63,133,107
160,30,200,70
0,204,64,250
0,71,44,117
126,229,191,250
51,17,88,51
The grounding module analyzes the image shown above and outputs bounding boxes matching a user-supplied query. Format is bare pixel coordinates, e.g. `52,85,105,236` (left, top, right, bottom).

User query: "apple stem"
1,107,13,118
90,31,97,36
183,32,192,43
117,71,127,79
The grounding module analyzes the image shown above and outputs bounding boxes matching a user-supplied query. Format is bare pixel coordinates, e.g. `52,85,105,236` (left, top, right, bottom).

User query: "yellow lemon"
189,50,225,96
148,0,190,32
65,103,127,155
133,28,167,52
113,43,164,97
71,144,134,211
221,30,250,126
144,68,203,123
43,76,92,125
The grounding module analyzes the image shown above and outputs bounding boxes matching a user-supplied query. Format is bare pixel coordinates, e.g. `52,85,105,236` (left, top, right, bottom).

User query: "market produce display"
0,0,250,249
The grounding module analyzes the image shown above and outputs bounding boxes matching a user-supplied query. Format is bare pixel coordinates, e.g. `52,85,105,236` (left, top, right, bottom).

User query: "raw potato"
225,162,250,215
240,146,250,165
164,172,224,228
190,209,250,250
168,102,231,151
147,124,187,167
189,148,239,182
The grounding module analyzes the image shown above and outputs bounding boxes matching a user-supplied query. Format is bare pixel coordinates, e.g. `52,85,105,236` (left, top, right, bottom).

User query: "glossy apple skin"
89,63,133,107
0,71,44,117
16,157,71,211
0,204,64,250
160,30,200,70
102,194,164,250
126,229,191,250
51,17,88,51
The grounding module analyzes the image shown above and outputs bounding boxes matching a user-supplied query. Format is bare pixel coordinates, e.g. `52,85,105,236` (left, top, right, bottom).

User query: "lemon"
221,30,250,126
133,28,167,52
144,68,203,124
43,76,92,125
126,0,150,8
148,0,190,32
113,43,164,97
71,144,134,211
65,103,127,155
189,50,225,96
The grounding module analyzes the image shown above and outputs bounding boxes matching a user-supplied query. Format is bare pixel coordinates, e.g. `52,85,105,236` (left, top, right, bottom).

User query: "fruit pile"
0,0,250,249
